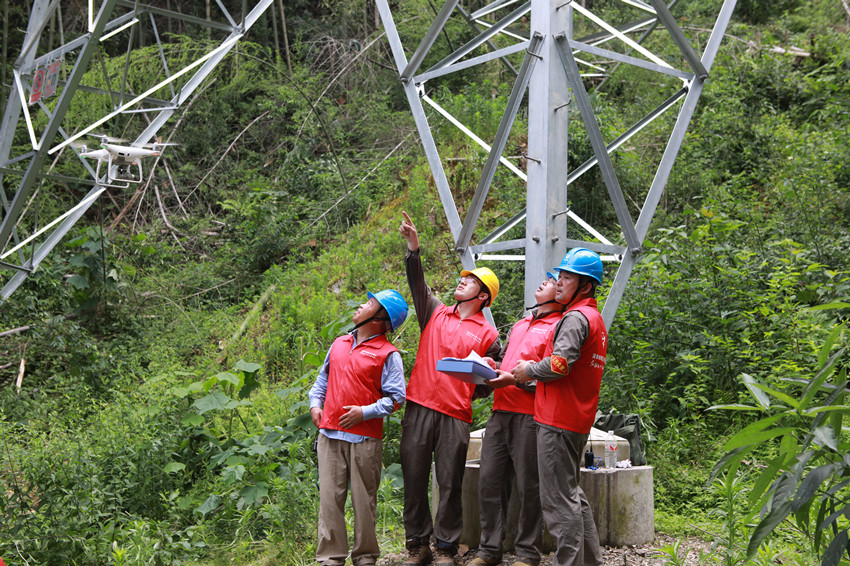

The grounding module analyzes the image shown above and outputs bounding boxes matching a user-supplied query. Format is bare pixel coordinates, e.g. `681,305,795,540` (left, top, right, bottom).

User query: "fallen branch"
16,359,25,391
154,184,187,246
163,159,189,219
0,325,31,338
218,284,277,363
229,284,277,345
187,110,270,201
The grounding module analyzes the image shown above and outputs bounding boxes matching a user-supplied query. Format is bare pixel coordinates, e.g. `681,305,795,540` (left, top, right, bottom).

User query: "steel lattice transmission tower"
0,0,274,301
375,0,736,328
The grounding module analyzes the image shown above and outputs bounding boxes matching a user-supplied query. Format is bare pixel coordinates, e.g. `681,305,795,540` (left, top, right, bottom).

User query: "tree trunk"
278,0,293,77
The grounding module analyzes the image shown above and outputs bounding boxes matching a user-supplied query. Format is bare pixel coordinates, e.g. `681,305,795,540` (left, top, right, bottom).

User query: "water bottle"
604,430,618,468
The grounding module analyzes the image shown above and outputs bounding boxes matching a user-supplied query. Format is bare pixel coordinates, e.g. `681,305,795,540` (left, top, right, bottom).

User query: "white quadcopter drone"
75,135,176,188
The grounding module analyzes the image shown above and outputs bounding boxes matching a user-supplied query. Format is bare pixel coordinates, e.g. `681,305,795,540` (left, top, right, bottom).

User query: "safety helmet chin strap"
352,315,390,332
559,275,590,308
453,282,488,313
525,298,563,311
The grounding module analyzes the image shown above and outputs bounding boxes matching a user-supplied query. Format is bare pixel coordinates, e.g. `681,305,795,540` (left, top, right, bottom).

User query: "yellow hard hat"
460,267,499,306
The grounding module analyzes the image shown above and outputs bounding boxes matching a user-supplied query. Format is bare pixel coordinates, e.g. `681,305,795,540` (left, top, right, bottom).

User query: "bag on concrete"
594,409,647,466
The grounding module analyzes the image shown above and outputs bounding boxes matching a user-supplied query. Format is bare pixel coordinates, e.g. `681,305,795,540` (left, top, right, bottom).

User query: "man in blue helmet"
467,271,565,566
513,248,608,566
308,289,409,566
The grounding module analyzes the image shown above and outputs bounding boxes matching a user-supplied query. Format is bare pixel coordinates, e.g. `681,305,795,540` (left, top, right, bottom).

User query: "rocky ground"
377,534,714,566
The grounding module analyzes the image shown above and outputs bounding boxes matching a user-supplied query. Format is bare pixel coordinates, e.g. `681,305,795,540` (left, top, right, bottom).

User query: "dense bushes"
1,0,849,563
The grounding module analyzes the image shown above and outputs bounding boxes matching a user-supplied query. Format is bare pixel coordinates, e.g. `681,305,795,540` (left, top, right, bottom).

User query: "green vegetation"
1,0,849,564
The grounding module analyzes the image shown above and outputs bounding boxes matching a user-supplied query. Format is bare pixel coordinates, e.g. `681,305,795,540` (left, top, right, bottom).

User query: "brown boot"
433,547,457,566
402,538,433,566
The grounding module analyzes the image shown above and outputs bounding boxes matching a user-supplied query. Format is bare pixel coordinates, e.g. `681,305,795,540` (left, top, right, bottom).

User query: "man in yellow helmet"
399,211,502,566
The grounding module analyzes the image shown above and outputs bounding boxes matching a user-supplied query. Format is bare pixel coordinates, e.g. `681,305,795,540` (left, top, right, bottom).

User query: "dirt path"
378,534,712,566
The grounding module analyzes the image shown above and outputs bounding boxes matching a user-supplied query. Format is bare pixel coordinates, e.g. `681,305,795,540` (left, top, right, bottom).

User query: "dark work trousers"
401,401,470,549
476,411,542,565
537,426,602,566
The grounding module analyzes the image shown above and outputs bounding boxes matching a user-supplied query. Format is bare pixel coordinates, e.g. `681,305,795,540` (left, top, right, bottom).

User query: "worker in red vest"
466,270,567,566
513,248,607,566
309,289,409,566
399,211,501,566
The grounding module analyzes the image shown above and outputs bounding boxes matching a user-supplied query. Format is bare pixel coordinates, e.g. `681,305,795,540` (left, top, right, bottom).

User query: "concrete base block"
580,466,654,547
458,463,654,550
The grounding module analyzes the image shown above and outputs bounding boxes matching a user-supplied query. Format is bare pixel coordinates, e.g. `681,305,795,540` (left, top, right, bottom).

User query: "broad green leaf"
708,403,764,412
164,462,186,474
749,382,800,410
67,274,90,290
215,371,240,387
736,413,788,437
793,463,837,511
202,376,218,392
193,391,234,414
246,442,271,456
239,482,269,508
211,447,235,467
302,352,324,367
195,494,221,515
225,455,249,466
747,453,786,509
742,373,771,410
828,384,845,440
817,325,845,367
293,411,315,430
802,405,850,417
173,387,190,398
724,427,796,452
747,499,793,558
809,302,850,311
234,360,261,374
820,528,848,566
802,346,847,411
794,498,812,535
222,464,245,485
710,445,757,482
820,502,850,531
238,370,259,400
812,426,838,451
181,414,204,427
780,435,799,466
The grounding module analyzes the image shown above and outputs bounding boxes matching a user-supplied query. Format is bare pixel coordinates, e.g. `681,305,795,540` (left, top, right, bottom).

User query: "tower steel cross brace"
0,0,274,301
375,0,736,329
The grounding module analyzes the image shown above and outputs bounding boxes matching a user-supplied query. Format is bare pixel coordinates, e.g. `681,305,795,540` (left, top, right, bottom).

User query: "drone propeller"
89,133,130,144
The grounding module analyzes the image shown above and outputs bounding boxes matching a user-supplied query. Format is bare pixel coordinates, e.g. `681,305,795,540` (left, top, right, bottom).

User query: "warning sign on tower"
29,60,62,104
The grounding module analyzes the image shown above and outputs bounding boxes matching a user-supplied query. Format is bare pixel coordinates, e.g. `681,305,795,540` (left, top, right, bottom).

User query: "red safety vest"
534,298,607,434
407,303,499,422
320,334,399,439
495,311,562,415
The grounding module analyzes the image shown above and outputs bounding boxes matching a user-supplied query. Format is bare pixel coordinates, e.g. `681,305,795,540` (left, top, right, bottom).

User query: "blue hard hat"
546,271,557,281
367,289,409,332
554,248,603,284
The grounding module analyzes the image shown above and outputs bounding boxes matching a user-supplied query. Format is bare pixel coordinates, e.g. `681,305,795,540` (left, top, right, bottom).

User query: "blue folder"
436,358,497,385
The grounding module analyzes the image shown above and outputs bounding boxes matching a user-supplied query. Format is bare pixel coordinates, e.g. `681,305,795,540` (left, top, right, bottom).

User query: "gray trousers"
477,411,542,565
401,401,470,549
316,434,382,566
537,426,602,566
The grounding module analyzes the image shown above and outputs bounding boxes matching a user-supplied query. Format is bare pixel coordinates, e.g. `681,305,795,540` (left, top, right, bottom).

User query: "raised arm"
400,211,441,331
